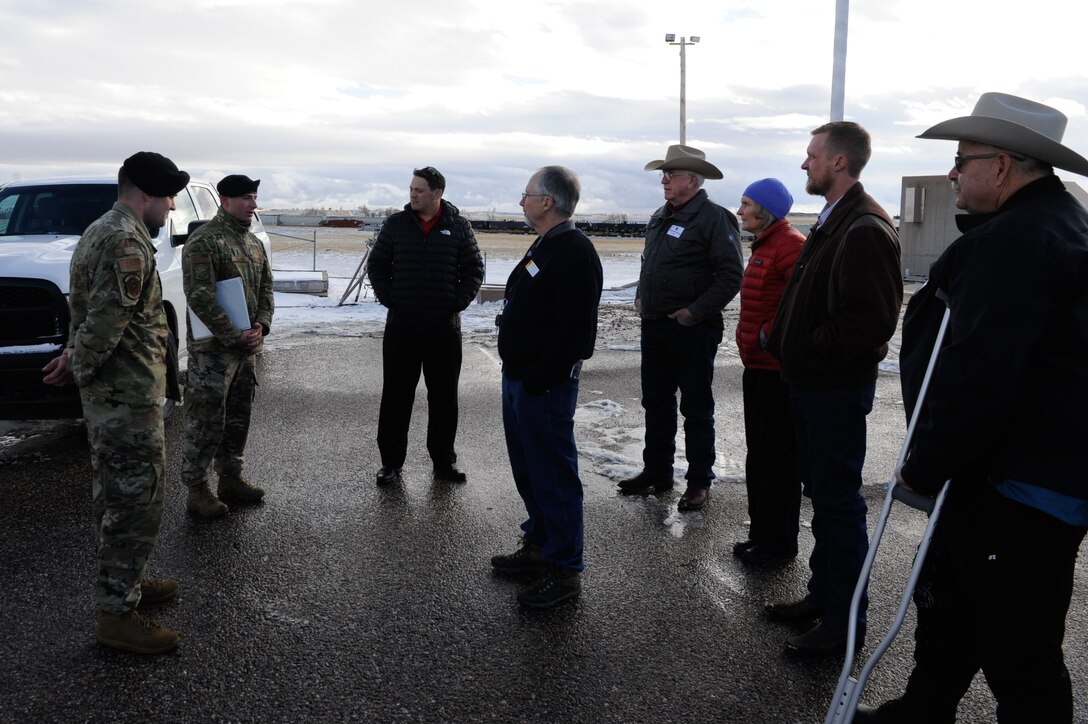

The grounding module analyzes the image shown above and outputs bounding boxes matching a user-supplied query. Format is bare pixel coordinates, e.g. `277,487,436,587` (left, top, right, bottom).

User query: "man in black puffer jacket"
367,166,483,486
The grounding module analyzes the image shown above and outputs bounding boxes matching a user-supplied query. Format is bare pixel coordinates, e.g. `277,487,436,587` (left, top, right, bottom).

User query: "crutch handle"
890,482,938,514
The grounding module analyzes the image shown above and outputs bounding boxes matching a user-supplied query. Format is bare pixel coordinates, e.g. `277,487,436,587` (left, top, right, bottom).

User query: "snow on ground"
267,247,904,488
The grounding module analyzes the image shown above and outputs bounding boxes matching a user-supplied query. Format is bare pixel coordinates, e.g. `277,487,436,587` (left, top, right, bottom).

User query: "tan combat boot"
138,578,179,605
187,483,228,518
96,609,180,654
217,473,265,503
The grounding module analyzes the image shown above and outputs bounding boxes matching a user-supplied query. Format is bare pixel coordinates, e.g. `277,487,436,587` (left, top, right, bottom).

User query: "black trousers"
741,368,800,552
900,478,1086,723
376,324,462,469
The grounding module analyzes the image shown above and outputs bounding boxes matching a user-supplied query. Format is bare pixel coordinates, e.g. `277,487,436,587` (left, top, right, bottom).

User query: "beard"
805,173,831,197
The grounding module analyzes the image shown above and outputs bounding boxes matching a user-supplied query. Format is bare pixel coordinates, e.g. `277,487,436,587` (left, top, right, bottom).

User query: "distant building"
899,175,1088,280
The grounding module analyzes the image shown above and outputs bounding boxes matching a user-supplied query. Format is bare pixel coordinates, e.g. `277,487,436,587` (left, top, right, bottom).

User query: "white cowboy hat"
644,144,724,180
918,92,1088,176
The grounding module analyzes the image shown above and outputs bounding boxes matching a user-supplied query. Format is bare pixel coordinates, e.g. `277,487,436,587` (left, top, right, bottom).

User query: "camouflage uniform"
180,207,274,487
68,201,168,615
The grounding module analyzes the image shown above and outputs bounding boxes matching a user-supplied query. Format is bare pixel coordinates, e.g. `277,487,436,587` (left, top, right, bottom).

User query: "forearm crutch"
825,303,953,724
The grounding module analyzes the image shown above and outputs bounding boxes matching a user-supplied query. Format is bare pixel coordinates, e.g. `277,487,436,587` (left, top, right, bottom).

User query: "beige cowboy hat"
644,144,724,180
918,92,1088,176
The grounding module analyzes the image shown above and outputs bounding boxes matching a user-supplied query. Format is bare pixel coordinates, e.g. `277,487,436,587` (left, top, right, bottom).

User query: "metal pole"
830,0,849,121
679,39,687,144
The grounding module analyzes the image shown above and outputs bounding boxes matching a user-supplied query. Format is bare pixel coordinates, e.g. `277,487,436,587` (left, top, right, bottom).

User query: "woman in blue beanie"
734,178,806,565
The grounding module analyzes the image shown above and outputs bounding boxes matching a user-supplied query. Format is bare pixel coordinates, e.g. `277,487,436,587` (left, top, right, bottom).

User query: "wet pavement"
1,334,1085,723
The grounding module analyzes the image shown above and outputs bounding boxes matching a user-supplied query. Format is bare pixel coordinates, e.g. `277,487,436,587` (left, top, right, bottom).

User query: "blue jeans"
790,382,874,633
502,375,584,572
640,319,722,486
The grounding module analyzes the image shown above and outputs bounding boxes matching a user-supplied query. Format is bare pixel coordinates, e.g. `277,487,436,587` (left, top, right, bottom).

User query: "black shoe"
732,539,757,557
433,464,467,483
764,597,822,623
491,543,550,576
740,544,797,567
617,470,674,495
376,466,402,486
517,568,581,608
784,621,863,658
853,699,916,723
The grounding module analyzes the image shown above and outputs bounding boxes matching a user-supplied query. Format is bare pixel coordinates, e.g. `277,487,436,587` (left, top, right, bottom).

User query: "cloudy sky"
2,0,1086,218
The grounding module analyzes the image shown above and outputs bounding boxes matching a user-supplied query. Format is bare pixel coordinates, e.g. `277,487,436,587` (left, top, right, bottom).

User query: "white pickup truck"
0,176,272,420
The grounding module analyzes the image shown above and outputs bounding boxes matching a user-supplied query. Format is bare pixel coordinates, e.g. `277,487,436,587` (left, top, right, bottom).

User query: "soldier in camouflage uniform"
181,174,274,518
42,151,190,655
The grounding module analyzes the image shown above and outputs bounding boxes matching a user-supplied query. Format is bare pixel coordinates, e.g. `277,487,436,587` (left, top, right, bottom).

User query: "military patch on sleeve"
123,273,143,301
188,252,213,282
115,257,144,305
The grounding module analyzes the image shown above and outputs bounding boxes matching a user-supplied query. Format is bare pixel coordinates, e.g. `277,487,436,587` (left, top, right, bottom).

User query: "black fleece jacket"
498,221,603,393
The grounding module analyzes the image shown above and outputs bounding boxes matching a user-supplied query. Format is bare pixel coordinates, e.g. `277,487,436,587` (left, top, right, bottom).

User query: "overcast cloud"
2,0,1086,217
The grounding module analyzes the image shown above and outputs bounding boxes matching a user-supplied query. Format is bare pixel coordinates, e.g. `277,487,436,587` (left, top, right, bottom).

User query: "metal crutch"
825,303,953,724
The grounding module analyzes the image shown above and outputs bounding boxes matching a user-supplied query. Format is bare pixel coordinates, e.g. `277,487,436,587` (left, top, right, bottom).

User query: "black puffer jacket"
367,200,484,330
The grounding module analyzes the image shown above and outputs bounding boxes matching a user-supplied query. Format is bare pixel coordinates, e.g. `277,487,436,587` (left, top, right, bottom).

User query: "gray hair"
535,166,580,217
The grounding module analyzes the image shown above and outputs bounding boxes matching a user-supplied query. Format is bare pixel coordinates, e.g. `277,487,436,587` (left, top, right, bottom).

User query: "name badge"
667,225,684,238
524,260,540,277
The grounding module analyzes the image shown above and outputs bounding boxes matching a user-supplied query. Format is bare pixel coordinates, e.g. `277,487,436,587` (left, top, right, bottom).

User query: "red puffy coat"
735,218,805,370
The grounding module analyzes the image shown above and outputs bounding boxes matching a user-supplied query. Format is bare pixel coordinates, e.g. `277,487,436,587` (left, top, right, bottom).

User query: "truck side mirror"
174,219,209,247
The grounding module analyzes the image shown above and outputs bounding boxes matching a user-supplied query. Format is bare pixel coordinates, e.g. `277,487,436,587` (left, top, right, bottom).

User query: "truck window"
191,186,220,219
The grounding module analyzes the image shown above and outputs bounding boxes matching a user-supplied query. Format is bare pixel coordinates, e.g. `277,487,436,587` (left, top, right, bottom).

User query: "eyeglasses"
521,192,550,201
953,151,1025,172
660,170,693,181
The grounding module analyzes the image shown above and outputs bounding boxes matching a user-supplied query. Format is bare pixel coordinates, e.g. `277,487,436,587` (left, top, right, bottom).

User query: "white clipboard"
188,277,250,341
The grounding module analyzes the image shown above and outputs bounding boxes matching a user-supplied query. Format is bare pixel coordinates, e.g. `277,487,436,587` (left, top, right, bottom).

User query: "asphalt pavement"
1,333,1085,723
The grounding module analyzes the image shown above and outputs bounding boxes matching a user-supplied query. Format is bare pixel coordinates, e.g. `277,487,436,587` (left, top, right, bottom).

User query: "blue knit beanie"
742,178,793,221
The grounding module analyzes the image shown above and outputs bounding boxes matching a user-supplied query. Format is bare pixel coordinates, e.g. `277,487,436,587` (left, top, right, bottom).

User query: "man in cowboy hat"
856,94,1088,722
764,122,903,658
618,144,743,513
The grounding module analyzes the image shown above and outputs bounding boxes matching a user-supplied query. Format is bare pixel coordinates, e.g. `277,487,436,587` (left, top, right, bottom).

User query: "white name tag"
525,260,540,277
667,225,684,238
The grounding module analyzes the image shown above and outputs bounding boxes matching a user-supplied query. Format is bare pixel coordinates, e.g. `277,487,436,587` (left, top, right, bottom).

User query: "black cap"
217,174,260,197
122,151,190,197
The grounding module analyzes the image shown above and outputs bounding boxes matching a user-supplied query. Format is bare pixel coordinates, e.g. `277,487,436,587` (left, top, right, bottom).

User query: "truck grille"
0,278,69,346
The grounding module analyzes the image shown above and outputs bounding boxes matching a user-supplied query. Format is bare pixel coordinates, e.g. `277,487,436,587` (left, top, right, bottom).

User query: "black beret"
122,151,190,197
217,174,260,197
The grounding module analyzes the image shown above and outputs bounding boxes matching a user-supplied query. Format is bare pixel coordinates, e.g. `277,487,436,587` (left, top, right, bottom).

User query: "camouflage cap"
122,152,190,197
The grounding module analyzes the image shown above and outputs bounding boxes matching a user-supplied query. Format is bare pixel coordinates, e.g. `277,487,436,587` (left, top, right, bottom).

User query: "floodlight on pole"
665,34,700,144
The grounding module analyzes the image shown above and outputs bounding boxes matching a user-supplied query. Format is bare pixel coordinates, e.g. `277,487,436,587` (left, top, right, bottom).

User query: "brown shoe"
217,473,265,503
187,484,228,518
677,486,710,511
96,610,179,654
138,578,179,605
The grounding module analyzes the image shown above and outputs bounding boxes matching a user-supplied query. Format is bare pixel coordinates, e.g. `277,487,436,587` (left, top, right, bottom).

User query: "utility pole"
830,0,849,121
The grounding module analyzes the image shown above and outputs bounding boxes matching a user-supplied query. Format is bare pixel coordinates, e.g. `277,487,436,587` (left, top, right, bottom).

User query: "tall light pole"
830,0,849,121
665,34,700,144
